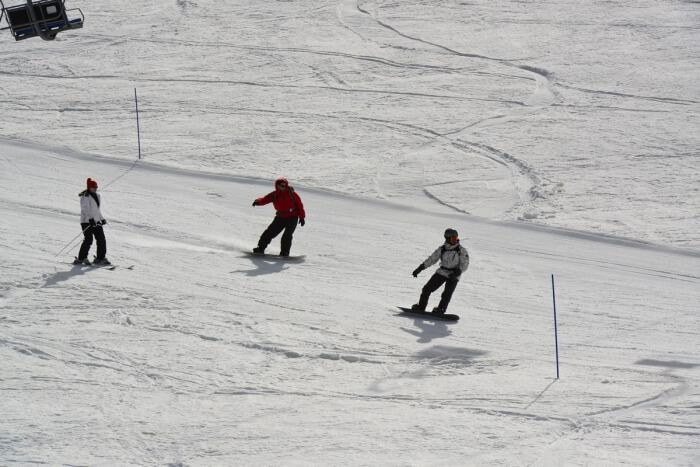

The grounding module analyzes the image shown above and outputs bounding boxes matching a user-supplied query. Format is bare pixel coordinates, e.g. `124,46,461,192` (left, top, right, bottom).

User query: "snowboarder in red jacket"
252,178,306,256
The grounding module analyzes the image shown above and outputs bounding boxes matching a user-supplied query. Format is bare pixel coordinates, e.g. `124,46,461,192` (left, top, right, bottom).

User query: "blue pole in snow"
134,88,142,159
552,274,560,379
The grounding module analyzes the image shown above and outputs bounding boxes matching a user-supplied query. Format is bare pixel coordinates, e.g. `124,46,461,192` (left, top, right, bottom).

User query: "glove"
299,218,305,226
100,219,107,225
412,265,425,278
252,200,259,206
89,218,96,227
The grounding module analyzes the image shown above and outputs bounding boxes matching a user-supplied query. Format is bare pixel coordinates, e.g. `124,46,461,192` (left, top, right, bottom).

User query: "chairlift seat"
1,0,83,41
13,16,82,39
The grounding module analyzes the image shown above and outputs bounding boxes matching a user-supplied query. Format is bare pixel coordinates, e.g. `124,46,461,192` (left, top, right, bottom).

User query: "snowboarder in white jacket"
74,178,110,265
411,228,469,314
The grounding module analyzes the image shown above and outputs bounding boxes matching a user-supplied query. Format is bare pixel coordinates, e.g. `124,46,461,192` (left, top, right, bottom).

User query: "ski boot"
73,257,91,265
93,257,112,266
253,247,265,254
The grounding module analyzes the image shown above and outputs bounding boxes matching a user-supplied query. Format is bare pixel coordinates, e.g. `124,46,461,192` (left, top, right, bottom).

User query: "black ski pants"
257,216,298,254
78,223,106,261
418,272,459,311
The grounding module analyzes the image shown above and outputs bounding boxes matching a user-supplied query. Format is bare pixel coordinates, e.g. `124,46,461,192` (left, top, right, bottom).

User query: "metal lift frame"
0,0,83,41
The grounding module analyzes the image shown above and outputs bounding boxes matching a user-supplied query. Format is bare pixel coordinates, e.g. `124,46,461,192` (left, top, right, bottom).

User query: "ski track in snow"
338,0,555,218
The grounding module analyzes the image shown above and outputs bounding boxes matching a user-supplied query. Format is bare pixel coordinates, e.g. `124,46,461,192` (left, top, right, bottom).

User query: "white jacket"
422,242,470,279
80,191,105,224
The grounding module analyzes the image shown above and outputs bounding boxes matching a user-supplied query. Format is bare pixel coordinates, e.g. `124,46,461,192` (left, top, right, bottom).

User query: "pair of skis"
71,262,133,271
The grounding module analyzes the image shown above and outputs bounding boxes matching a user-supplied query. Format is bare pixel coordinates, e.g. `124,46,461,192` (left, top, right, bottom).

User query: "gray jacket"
422,242,470,279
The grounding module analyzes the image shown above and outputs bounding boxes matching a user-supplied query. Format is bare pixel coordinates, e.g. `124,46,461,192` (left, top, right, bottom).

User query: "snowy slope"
1,142,699,466
1,0,700,465
0,0,698,248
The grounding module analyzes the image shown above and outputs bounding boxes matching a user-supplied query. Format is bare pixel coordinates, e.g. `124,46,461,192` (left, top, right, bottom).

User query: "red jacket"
255,178,306,219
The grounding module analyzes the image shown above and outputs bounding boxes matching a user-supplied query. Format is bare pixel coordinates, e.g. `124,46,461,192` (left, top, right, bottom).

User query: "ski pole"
54,224,91,257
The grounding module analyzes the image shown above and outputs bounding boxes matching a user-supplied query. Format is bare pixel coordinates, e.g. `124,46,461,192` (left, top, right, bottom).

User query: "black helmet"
444,228,459,239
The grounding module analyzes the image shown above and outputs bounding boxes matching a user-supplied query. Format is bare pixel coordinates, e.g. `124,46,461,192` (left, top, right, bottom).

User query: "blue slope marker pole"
552,274,560,379
134,88,142,159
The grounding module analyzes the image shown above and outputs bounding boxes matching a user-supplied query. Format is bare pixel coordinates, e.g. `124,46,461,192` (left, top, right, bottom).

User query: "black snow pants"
78,223,106,261
257,216,298,255
418,272,459,311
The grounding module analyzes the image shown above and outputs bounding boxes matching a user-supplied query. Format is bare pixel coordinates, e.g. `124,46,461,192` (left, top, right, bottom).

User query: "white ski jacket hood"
422,242,470,279
79,191,105,224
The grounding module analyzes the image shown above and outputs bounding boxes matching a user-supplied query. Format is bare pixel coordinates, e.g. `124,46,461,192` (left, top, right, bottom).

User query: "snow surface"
1,0,700,466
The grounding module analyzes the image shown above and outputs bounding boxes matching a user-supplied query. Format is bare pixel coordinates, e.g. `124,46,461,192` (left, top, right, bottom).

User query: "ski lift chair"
0,0,83,41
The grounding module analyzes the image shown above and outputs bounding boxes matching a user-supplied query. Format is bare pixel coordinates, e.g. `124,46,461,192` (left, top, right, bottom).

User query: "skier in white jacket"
411,228,469,314
74,178,110,265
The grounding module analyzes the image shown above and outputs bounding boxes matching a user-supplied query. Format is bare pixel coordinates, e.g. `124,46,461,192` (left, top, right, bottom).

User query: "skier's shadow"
231,256,288,276
42,265,93,288
401,318,453,343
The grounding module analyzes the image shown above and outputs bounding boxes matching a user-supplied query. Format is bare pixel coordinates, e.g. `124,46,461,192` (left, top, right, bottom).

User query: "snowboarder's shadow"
231,256,288,276
42,265,94,288
401,318,453,343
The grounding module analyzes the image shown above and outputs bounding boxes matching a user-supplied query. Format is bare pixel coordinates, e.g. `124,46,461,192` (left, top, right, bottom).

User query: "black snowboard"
243,251,306,261
69,261,133,271
398,306,459,321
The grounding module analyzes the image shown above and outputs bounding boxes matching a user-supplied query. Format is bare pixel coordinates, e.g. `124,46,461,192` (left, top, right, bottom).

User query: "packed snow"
1,0,699,466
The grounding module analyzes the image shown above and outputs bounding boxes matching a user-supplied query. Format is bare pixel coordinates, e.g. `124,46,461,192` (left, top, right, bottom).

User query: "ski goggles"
447,236,459,243
277,182,287,188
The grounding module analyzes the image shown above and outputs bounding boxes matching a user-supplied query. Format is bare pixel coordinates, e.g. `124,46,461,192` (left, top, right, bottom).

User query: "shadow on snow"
42,265,94,288
231,255,292,276
400,319,453,343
